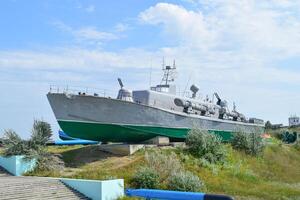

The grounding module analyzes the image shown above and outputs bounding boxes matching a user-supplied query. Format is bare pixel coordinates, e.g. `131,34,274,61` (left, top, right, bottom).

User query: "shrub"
145,150,182,180
134,150,207,191
281,131,297,144
30,120,52,146
167,170,204,192
1,130,30,157
231,131,265,156
1,120,64,171
131,167,160,189
185,128,227,163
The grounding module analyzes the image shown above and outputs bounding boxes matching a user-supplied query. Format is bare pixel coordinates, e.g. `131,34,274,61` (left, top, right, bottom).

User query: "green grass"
187,144,300,200
26,142,300,200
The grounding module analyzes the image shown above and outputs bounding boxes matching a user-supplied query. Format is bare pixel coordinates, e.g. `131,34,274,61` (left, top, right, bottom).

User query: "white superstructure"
289,115,300,126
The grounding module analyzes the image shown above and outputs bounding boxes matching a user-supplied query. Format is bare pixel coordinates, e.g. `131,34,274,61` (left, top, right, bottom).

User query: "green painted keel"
58,120,233,143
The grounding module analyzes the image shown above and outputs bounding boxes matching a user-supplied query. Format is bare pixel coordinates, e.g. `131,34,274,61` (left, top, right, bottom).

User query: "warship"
47,63,264,143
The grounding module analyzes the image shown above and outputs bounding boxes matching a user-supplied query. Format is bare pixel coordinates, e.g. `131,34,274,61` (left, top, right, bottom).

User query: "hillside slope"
27,143,300,200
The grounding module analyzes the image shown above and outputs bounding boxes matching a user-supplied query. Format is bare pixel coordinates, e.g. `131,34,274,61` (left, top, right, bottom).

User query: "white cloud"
75,27,118,41
0,46,299,86
138,2,300,83
140,2,300,56
52,21,119,44
140,3,216,48
114,23,129,32
0,48,154,71
76,4,96,13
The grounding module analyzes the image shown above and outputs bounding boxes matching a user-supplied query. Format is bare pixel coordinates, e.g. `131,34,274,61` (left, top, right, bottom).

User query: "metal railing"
49,85,115,98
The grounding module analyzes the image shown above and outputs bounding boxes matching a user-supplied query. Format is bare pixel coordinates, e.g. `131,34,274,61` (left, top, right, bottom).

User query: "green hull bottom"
58,121,234,143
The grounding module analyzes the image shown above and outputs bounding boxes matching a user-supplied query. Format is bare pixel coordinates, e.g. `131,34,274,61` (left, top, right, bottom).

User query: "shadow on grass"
61,145,122,168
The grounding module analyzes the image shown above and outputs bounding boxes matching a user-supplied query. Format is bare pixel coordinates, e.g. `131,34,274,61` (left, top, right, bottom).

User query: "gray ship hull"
47,93,264,143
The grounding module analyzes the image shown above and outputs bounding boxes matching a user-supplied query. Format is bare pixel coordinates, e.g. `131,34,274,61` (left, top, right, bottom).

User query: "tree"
265,121,272,129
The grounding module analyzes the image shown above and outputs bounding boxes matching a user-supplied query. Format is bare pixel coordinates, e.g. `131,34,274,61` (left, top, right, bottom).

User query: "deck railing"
49,85,115,98
49,85,211,101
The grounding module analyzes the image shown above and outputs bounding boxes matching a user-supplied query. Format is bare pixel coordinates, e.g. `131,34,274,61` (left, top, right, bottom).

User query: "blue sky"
0,0,300,139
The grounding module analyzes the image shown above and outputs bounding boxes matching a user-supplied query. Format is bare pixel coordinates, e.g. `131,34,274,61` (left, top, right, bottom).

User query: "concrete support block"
144,136,170,146
170,142,186,148
99,144,146,156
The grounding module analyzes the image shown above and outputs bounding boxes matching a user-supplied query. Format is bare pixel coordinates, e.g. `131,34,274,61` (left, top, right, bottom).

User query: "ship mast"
160,59,176,86
150,58,177,94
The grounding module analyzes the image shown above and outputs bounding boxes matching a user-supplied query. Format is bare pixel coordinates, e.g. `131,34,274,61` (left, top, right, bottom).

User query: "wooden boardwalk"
0,167,89,200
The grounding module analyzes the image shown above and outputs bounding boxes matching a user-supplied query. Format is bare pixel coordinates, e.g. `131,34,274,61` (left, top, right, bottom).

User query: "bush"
131,150,183,189
30,120,52,146
281,131,297,144
1,120,64,171
145,150,182,180
131,167,160,189
1,130,30,157
231,131,265,156
167,170,204,192
185,129,227,163
132,150,206,191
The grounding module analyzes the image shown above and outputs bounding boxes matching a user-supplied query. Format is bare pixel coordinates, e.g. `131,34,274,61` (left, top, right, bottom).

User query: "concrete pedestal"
144,136,170,146
99,144,150,156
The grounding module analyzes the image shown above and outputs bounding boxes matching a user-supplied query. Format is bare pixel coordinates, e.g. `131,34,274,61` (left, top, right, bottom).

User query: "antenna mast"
183,73,192,97
149,57,153,87
160,59,177,86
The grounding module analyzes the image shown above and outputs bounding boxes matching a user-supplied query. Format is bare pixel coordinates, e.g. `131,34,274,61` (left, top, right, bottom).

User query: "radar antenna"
190,84,199,98
160,59,177,86
117,78,124,89
214,92,221,106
